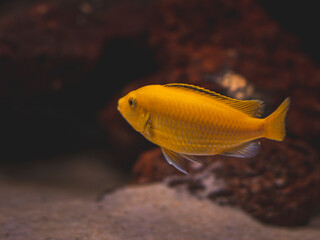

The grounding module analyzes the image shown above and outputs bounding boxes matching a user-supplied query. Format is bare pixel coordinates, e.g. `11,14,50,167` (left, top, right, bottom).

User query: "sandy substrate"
1,182,319,240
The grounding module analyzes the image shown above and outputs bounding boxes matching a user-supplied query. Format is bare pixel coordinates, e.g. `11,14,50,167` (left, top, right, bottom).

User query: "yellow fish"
117,83,290,174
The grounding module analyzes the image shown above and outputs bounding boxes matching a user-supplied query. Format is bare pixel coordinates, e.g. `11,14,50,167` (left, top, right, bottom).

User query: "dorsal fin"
165,83,264,118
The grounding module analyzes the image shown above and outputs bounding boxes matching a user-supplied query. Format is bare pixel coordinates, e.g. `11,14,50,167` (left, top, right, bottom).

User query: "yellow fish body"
117,83,290,173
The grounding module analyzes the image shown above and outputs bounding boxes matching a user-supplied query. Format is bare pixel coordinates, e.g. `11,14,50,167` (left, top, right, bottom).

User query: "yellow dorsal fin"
165,83,264,118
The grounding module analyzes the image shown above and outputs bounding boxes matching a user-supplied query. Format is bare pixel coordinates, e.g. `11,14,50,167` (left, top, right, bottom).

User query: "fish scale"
154,95,248,154
118,83,290,173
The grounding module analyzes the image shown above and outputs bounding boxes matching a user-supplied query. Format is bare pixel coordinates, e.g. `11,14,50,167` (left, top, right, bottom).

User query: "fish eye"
128,97,136,108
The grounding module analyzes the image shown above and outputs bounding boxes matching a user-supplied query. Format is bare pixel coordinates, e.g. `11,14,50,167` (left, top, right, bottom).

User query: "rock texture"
0,0,158,162
0,0,319,231
0,0,150,97
133,139,320,226
1,183,319,240
102,0,320,226
100,0,320,155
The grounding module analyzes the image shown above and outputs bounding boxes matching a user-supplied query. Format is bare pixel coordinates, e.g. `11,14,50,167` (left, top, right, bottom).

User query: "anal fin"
221,141,261,158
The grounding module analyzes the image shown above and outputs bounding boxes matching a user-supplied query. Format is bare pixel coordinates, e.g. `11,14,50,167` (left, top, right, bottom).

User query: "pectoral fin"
221,140,261,158
161,148,188,174
161,148,204,174
179,153,203,167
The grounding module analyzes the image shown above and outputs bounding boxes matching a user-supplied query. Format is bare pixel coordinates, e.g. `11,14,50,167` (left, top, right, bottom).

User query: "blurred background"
0,0,319,231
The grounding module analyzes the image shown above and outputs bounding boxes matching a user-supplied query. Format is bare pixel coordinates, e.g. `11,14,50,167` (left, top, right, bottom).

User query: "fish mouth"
117,97,124,113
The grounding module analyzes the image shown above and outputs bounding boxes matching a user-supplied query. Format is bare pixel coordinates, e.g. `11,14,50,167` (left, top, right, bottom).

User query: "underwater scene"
0,0,319,239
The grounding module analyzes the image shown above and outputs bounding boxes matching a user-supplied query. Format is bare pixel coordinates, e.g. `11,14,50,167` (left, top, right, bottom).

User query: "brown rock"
0,0,155,158
133,138,320,226
220,139,320,226
287,88,320,140
101,0,320,159
97,0,320,226
0,0,149,97
132,148,185,184
149,138,319,227
102,0,320,228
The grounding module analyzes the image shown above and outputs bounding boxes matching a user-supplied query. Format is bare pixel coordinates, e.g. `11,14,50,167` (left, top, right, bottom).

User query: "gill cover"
118,93,151,136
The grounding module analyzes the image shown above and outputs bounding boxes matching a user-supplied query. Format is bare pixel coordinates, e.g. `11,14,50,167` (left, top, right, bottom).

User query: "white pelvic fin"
221,141,261,158
180,153,203,166
161,148,188,174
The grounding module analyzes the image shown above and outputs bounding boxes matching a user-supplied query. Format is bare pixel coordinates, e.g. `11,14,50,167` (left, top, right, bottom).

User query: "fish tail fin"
264,97,290,141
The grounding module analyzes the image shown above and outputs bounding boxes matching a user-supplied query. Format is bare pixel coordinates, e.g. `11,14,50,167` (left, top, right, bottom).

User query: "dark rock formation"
0,0,150,97
1,0,319,228
102,0,320,226
101,0,320,157
133,139,320,226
